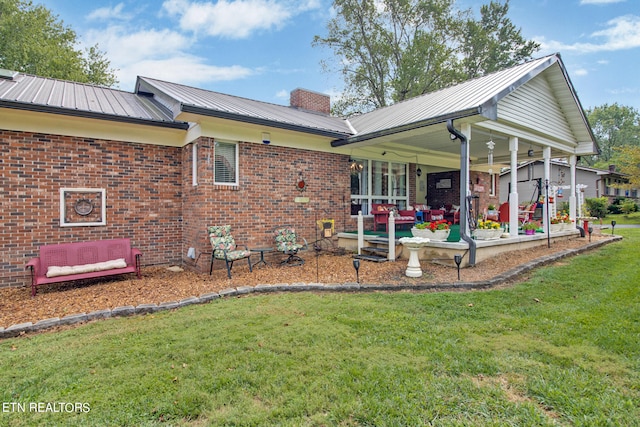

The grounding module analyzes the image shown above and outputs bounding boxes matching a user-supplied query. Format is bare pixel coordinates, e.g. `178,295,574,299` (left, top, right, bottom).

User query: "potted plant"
486,203,498,220
411,219,451,241
550,215,563,233
522,221,538,235
473,219,502,240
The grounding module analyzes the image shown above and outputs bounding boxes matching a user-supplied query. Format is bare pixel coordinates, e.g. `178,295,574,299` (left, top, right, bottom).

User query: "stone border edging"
0,236,622,339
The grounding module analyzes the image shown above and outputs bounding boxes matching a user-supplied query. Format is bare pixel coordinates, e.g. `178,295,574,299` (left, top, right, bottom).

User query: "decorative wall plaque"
60,188,106,227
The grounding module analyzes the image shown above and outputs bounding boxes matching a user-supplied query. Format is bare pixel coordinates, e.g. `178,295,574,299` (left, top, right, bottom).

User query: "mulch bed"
0,234,616,330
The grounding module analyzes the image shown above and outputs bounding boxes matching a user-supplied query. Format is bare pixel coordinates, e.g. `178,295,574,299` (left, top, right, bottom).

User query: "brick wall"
290,89,331,115
182,138,357,273
0,130,183,288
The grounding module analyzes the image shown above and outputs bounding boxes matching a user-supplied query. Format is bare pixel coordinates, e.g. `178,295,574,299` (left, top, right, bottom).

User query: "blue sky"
36,0,640,111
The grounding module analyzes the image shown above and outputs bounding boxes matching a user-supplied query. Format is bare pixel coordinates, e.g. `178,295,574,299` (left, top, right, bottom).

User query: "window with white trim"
489,173,496,196
214,140,238,185
350,158,409,215
192,142,198,186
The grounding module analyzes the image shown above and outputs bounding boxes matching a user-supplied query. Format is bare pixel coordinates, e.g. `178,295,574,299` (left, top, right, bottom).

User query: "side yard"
0,230,637,426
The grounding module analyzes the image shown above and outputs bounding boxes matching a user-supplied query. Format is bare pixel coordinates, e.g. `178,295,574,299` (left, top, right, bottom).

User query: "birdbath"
398,237,430,278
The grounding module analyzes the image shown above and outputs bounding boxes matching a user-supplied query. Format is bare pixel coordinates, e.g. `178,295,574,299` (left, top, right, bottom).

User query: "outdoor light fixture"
349,159,363,173
588,226,593,242
528,145,534,157
454,254,462,281
611,220,616,235
262,132,271,144
416,155,422,177
352,258,361,283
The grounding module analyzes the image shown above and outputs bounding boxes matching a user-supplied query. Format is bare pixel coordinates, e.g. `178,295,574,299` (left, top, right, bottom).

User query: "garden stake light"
454,254,462,281
352,258,360,283
611,220,616,235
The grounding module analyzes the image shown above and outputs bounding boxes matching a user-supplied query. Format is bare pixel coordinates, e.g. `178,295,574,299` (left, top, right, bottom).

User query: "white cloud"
84,24,253,90
117,56,254,90
275,89,289,99
537,14,640,53
574,68,589,76
87,3,130,21
161,0,320,39
86,26,192,64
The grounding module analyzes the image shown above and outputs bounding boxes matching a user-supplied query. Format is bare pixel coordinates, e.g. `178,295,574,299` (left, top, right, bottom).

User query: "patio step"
358,239,390,262
354,254,387,262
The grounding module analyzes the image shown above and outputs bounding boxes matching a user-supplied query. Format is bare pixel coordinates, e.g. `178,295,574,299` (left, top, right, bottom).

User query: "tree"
613,145,640,190
313,0,538,116
0,0,117,86
584,103,640,167
459,1,539,79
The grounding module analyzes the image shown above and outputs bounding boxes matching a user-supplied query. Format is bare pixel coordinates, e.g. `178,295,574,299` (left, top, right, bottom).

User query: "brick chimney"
290,88,330,115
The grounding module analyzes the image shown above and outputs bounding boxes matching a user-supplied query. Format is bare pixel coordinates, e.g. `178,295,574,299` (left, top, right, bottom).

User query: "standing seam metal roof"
135,76,353,137
0,73,186,128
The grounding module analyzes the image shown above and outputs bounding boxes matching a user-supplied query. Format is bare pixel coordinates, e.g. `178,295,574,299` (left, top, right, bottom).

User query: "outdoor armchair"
208,225,252,278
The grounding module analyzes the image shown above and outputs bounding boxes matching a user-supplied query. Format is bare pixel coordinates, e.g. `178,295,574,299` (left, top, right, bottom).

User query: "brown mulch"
0,234,616,329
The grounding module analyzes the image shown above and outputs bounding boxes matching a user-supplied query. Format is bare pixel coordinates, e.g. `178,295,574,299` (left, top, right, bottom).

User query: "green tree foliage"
584,103,640,166
613,145,640,190
0,0,117,86
313,0,539,116
459,1,539,79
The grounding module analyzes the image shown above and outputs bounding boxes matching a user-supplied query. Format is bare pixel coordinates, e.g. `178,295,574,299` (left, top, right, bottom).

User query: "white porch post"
509,137,519,236
462,123,472,237
543,147,551,232
569,155,577,220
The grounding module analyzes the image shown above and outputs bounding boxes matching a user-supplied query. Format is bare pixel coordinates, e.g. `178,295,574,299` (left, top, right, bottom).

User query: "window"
489,173,496,196
214,140,238,185
192,143,198,186
350,158,409,215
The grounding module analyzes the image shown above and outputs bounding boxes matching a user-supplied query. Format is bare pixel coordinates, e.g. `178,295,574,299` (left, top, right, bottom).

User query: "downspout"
447,119,476,266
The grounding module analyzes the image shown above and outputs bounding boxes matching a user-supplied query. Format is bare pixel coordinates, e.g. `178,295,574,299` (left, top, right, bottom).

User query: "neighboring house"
0,53,598,288
499,161,639,206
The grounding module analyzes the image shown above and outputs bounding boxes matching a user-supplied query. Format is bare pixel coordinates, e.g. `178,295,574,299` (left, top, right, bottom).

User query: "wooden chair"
273,225,308,265
208,225,252,278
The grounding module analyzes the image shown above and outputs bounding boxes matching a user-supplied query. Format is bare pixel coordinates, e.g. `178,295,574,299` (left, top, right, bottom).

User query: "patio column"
461,123,472,237
509,136,519,236
543,147,551,232
569,155,577,220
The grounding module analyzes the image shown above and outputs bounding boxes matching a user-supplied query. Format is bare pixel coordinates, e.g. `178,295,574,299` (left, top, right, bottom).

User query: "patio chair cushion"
274,226,304,252
208,225,250,260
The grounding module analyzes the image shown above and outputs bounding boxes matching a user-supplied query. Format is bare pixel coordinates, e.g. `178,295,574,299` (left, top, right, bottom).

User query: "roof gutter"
181,105,351,139
447,118,476,266
0,100,190,130
330,108,481,147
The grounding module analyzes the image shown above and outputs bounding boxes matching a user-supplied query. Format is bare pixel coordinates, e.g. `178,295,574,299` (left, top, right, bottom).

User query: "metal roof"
338,55,562,144
135,76,353,138
0,72,187,129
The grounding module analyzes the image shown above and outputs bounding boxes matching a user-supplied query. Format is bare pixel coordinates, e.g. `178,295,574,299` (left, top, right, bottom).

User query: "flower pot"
472,228,502,240
525,229,535,235
550,223,563,233
411,227,450,242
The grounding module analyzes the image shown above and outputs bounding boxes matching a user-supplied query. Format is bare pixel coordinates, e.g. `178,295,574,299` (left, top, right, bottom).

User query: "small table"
251,248,273,268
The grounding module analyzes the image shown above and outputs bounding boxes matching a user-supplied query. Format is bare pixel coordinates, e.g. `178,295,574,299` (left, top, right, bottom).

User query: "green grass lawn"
605,212,640,225
1,231,639,426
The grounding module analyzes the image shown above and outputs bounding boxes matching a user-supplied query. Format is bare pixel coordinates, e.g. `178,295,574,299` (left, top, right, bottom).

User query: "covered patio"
334,53,597,267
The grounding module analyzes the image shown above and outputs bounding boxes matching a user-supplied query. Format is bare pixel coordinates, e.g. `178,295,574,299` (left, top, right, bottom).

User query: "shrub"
585,197,608,218
621,199,638,214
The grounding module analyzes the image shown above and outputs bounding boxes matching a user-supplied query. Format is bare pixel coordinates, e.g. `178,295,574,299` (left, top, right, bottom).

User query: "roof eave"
180,104,350,139
0,100,190,130
331,107,482,147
